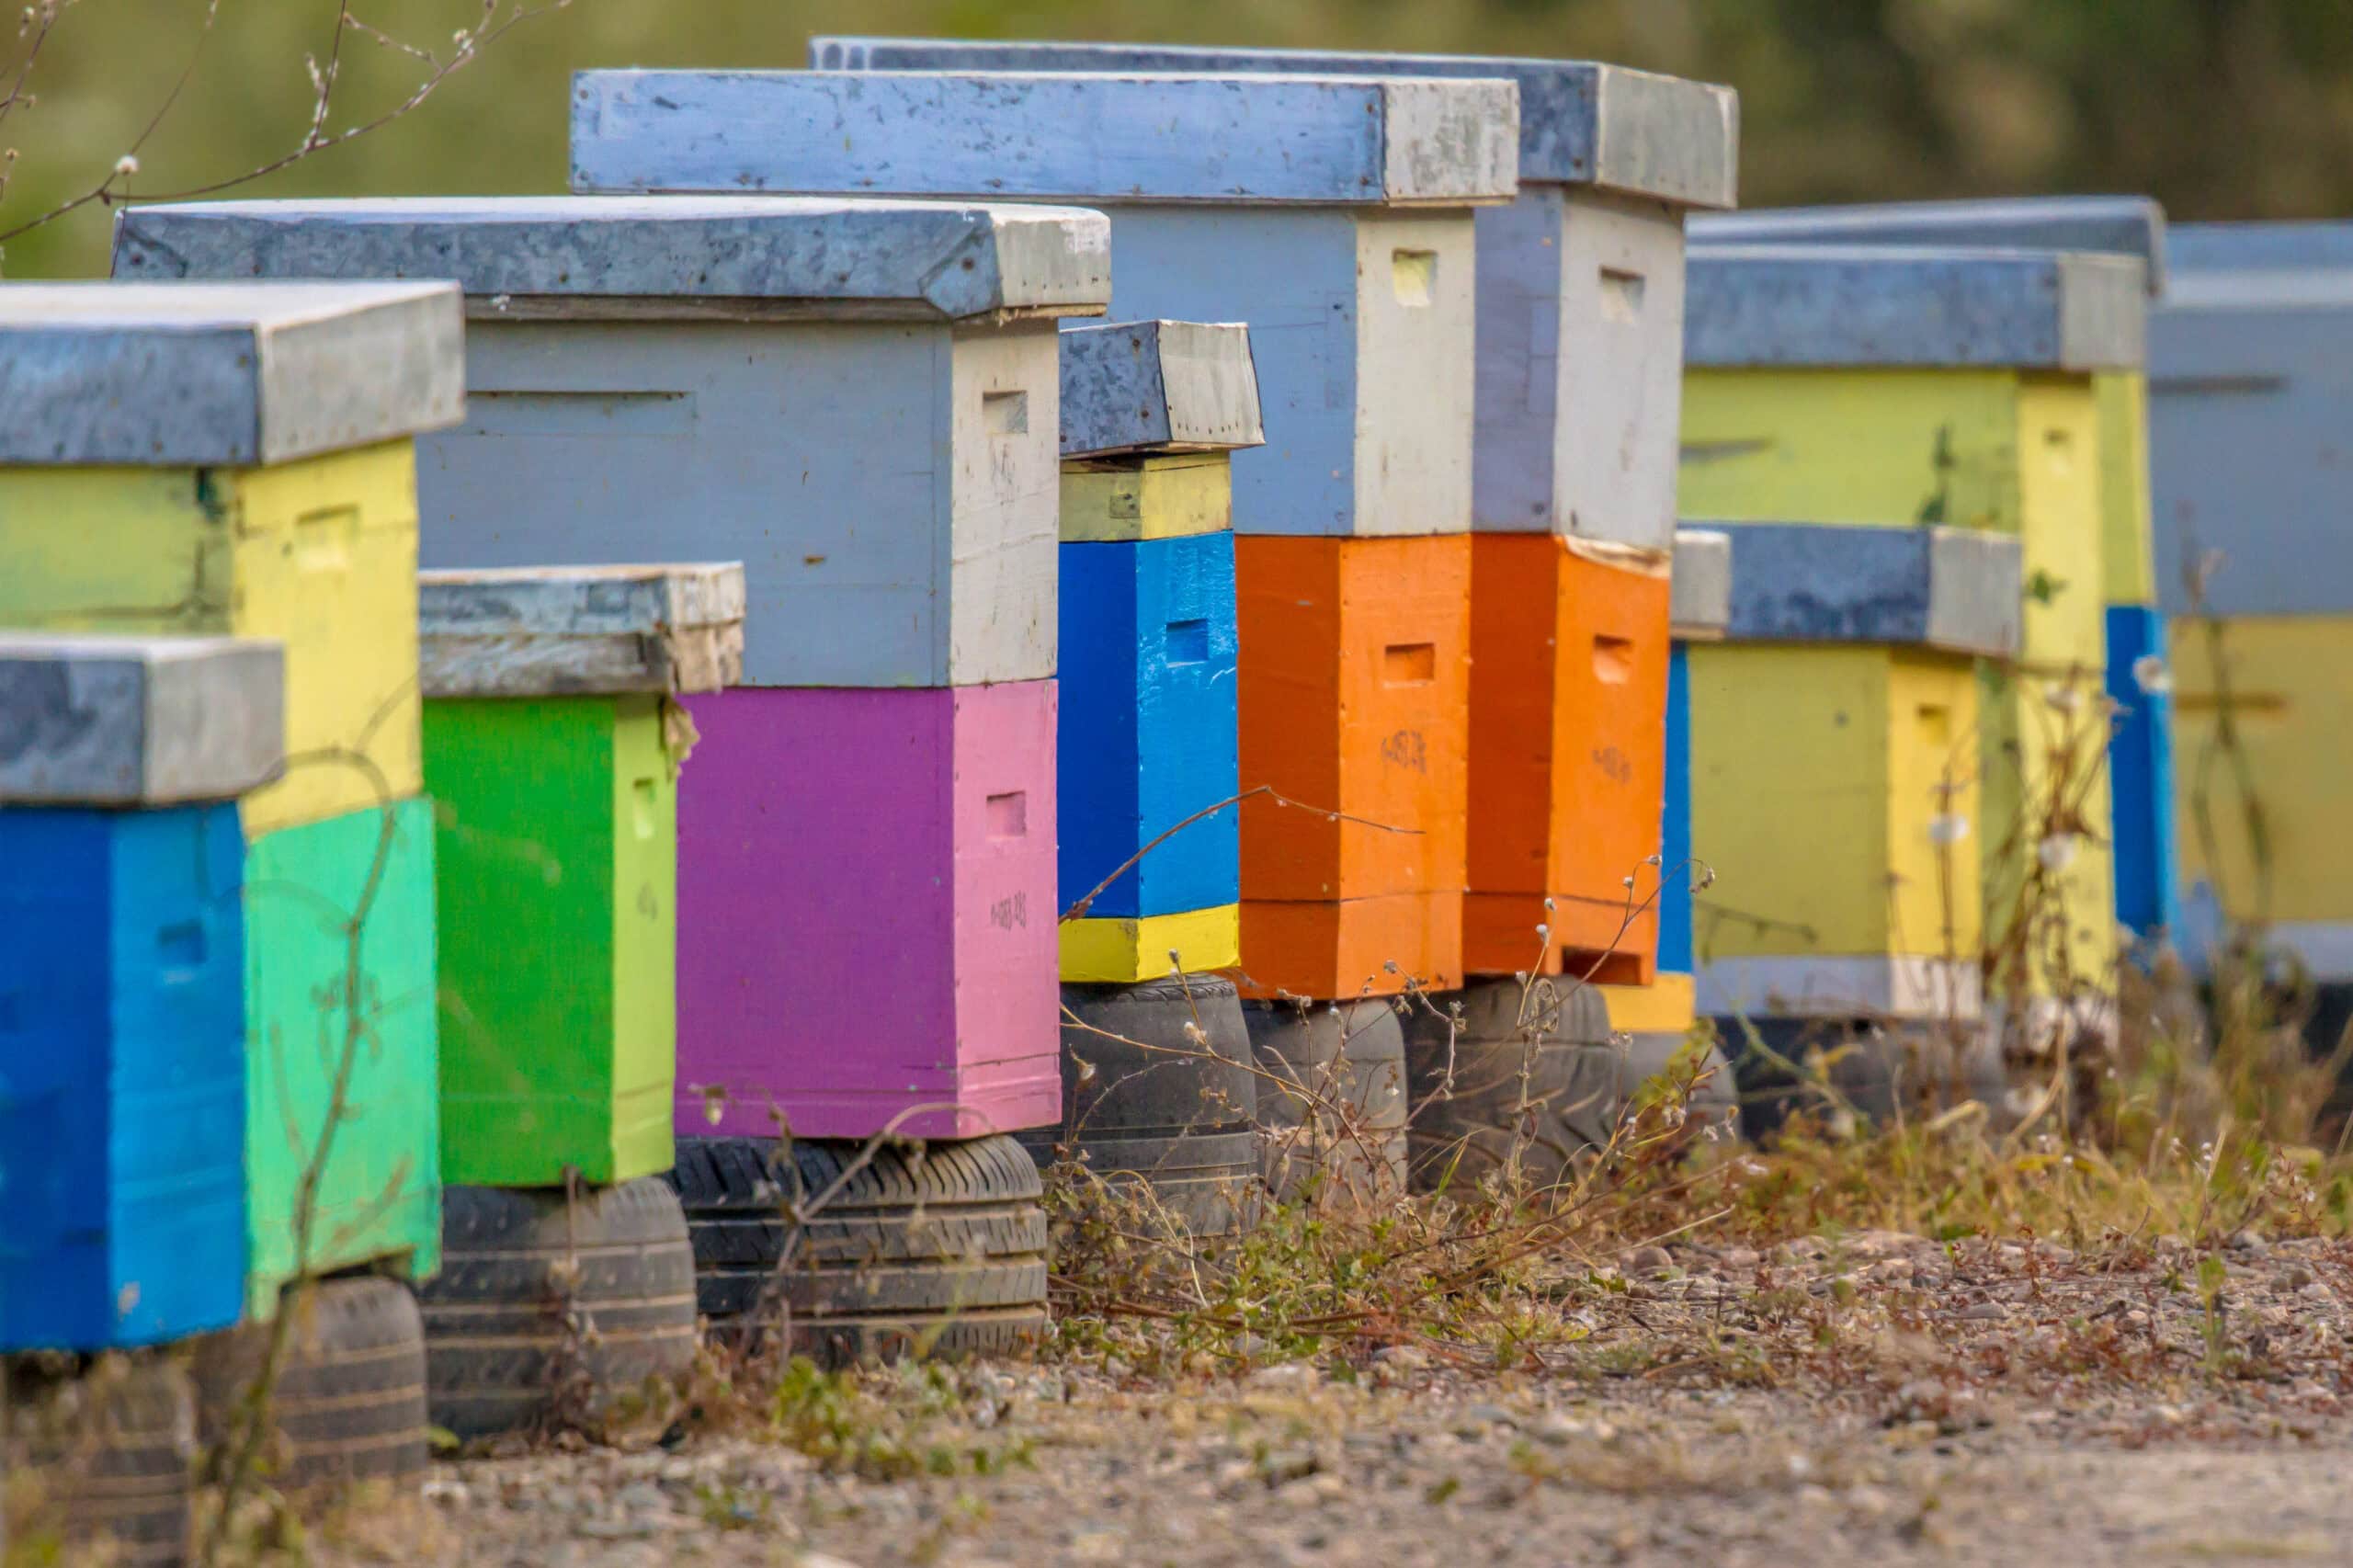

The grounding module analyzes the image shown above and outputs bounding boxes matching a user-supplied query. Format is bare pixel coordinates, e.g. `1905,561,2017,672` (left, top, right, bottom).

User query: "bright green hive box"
244,795,441,1319
413,561,744,1189
425,695,676,1187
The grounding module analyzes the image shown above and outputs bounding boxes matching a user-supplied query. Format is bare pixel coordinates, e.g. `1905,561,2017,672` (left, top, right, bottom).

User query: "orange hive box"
1235,535,1470,997
1465,537,1670,984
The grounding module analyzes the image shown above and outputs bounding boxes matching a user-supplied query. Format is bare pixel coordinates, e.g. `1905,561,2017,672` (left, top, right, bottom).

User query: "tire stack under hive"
670,1136,1050,1365
1245,998,1410,1203
1402,978,1621,1191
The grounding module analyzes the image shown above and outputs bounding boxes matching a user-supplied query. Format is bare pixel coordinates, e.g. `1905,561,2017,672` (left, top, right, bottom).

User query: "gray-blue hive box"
569,70,1518,539
807,40,1740,552
112,196,1112,688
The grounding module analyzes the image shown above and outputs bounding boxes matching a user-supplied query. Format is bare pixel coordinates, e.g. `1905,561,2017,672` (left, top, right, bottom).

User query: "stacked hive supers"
2154,223,2353,1010
1690,198,2183,949
0,282,462,1322
569,65,1520,1004
1680,245,2147,1066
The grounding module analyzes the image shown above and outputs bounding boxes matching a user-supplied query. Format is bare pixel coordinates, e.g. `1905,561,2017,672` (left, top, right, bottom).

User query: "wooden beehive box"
1695,196,2181,939
0,281,461,836
569,67,1516,540
419,563,744,1187
1688,523,2019,1021
806,40,1741,552
1057,322,1263,983
1680,243,2142,1004
0,635,280,1349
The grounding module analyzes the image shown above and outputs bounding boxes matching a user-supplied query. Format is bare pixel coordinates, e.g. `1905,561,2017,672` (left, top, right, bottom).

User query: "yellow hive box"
1688,643,1984,1017
0,443,423,837
1061,454,1231,542
2096,371,2158,608
1681,367,2116,998
1060,904,1242,984
2172,614,2353,931
1600,971,1697,1037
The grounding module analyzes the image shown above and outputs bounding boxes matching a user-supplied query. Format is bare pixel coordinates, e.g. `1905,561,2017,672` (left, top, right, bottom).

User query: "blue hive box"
0,635,282,1350
2105,603,2181,940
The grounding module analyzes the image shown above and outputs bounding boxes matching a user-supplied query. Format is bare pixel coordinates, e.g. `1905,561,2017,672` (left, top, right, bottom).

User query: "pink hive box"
676,681,1061,1140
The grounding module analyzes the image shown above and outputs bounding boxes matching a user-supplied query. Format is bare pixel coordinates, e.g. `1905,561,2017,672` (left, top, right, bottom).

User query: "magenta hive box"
677,682,1061,1139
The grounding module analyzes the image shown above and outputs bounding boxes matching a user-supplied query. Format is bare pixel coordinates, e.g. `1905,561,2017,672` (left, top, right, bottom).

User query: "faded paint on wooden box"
809,42,1741,549
424,696,677,1187
0,803,246,1349
1062,456,1232,543
1464,537,1670,983
1688,644,1984,1019
243,797,440,1318
675,682,1060,1140
568,74,1495,539
1235,536,1470,997
113,197,1115,687
2171,615,2353,944
0,443,424,836
1241,892,1463,1001
1680,368,2116,997
1059,531,1239,928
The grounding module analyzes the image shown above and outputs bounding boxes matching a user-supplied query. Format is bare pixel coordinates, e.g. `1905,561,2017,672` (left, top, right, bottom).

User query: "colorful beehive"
1687,524,2020,1020
0,282,462,839
2154,224,2353,974
1680,244,2141,1031
1694,198,2181,943
241,794,440,1317
802,43,1738,990
1599,528,1729,1040
0,635,280,1349
117,197,1108,1142
568,70,1517,998
419,563,745,1187
1057,321,1262,983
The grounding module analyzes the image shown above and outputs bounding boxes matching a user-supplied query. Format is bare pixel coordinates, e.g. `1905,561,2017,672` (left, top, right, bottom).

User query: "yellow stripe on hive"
1060,903,1242,984
1060,454,1232,542
1599,971,1696,1036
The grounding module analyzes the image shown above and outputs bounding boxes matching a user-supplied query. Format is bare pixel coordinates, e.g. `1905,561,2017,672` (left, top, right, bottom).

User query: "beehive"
1688,524,2019,1020
0,635,280,1349
2154,225,2353,969
420,563,745,1187
0,282,461,836
808,40,1741,552
1696,197,2180,938
241,795,440,1318
1235,535,1471,995
1681,244,2141,1006
119,196,1109,1142
1057,322,1262,983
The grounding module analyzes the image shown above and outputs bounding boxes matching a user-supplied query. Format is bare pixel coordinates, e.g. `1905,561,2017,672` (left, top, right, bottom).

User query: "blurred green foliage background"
9,0,2351,277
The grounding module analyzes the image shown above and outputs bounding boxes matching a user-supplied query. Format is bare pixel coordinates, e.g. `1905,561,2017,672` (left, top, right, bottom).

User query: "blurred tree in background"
7,0,2351,278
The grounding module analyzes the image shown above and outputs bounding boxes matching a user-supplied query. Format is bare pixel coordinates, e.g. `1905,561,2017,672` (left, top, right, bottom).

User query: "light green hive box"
243,795,441,1319
417,563,745,1188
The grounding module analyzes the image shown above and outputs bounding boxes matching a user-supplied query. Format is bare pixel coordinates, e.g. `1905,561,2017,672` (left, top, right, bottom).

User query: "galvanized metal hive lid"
114,195,1112,324
0,279,461,466
1684,244,2147,371
1695,196,2165,294
1700,520,2023,658
418,562,748,698
0,632,286,804
569,70,1519,208
1669,528,1732,640
1060,321,1265,459
805,39,1737,209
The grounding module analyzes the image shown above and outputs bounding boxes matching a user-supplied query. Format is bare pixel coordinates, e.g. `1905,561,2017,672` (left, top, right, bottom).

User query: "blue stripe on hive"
2105,603,2182,940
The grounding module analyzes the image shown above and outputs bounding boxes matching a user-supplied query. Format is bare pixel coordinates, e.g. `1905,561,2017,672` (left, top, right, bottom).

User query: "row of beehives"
12,39,2353,1534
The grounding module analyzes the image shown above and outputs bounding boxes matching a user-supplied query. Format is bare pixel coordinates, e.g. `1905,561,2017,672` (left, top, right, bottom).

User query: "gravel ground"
310,1230,2353,1566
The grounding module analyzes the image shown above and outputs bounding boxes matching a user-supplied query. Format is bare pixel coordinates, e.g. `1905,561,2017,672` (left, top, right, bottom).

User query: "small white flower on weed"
2133,654,2172,696
111,153,138,177
2038,834,2079,871
1927,813,1971,846
2044,683,2083,714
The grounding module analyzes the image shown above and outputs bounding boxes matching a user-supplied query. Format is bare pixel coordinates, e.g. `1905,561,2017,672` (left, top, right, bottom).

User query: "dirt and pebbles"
309,1229,2353,1567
